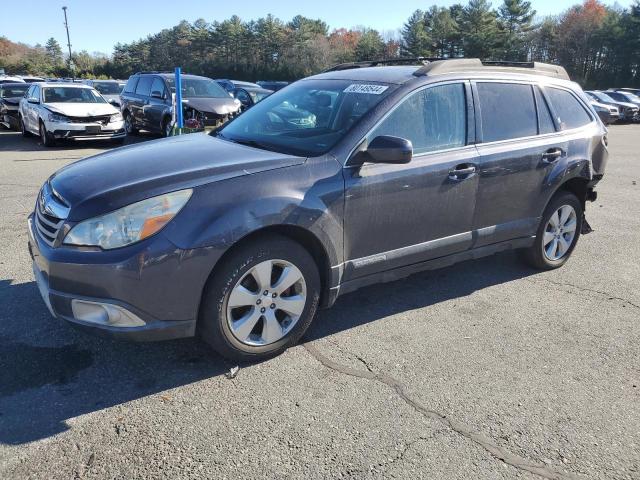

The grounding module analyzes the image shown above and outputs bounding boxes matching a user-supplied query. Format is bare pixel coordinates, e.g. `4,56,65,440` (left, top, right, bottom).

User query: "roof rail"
323,57,443,73
413,59,570,80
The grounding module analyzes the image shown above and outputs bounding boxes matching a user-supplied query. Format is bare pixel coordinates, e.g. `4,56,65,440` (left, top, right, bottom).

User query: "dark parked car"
233,86,273,110
257,81,289,91
605,90,640,111
28,59,607,361
121,72,241,136
585,91,638,122
216,79,261,93
0,82,31,130
617,87,640,96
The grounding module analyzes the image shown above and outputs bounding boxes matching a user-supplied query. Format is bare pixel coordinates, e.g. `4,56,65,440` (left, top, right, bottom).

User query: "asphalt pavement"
0,126,638,479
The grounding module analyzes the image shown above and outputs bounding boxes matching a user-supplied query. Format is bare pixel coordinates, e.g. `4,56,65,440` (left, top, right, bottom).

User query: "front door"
342,82,479,281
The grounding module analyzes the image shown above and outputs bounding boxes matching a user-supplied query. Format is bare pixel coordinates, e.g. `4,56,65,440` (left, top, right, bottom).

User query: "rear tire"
199,234,320,362
521,191,583,270
39,121,56,147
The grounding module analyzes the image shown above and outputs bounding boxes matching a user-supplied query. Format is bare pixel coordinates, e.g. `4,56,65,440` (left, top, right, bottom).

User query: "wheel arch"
197,224,334,325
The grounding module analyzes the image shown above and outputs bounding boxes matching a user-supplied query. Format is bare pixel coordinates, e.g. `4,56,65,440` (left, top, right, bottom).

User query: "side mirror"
28,97,39,104
108,98,119,106
151,90,163,99
366,135,412,164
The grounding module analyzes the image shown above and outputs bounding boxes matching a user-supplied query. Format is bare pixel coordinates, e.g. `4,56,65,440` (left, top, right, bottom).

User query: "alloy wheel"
542,204,577,261
226,259,307,346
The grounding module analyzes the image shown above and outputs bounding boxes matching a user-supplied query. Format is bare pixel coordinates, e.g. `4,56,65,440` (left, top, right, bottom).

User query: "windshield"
218,79,395,156
0,85,29,98
592,92,615,103
165,77,228,98
93,82,123,95
42,87,106,103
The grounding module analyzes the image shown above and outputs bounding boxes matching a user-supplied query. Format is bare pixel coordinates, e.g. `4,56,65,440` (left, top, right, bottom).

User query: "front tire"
521,191,583,270
161,116,173,137
39,121,56,147
20,115,32,137
199,234,321,361
124,111,137,135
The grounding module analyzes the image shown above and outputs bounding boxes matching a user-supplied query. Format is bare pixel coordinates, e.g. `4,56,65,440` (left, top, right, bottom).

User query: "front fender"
163,157,344,279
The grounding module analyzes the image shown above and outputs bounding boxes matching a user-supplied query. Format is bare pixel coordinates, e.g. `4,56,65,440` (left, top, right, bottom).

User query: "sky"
2,0,634,55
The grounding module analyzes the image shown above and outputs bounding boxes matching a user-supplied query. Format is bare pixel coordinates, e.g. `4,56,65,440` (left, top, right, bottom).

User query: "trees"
0,4,638,88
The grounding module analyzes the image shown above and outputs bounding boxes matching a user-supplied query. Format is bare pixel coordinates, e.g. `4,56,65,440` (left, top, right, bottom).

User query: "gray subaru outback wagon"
28,59,607,360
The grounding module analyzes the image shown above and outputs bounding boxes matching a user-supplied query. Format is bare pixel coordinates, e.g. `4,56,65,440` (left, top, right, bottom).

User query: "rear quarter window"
545,87,593,130
477,83,537,142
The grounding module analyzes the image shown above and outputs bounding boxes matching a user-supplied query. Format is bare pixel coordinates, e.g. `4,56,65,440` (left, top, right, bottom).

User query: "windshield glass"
165,77,228,98
249,90,271,103
43,87,106,103
218,79,395,156
592,92,615,103
0,85,29,98
93,82,122,95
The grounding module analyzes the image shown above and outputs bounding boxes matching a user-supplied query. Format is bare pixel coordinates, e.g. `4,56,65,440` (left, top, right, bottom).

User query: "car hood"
49,133,306,221
44,102,119,117
613,101,638,109
101,94,120,103
182,97,240,115
1,97,23,106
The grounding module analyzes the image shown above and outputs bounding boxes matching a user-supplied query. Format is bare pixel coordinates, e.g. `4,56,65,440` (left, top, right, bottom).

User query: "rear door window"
135,76,153,97
150,77,166,97
370,83,467,155
124,76,139,93
545,87,593,130
477,82,537,142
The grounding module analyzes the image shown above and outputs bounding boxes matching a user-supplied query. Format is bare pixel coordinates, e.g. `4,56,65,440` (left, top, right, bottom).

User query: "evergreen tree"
355,29,385,61
498,0,536,60
460,0,500,59
44,37,63,67
401,10,431,56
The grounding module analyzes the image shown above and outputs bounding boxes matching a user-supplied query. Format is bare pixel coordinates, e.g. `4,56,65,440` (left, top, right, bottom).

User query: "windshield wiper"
216,133,278,152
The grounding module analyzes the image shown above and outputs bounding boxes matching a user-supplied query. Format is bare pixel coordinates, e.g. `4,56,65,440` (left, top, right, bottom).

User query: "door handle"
542,148,563,163
448,165,476,181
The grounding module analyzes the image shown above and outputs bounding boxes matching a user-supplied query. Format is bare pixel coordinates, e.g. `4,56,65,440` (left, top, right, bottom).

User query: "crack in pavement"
525,278,640,310
304,343,580,480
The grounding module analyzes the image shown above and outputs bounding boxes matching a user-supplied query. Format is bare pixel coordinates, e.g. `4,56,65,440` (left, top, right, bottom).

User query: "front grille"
67,115,111,125
34,182,70,248
35,208,63,247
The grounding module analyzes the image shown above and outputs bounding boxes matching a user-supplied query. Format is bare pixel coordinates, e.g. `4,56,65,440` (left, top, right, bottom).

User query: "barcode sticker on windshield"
343,84,388,95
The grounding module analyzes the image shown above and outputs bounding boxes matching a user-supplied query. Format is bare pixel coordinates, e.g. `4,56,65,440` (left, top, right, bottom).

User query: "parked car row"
585,89,640,124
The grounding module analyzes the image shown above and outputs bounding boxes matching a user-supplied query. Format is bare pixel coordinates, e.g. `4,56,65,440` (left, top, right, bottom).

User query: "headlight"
63,189,192,249
110,112,123,122
48,113,69,122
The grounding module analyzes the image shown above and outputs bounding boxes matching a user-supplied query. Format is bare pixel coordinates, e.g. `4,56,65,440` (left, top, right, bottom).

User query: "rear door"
472,81,566,246
342,81,479,280
132,75,153,128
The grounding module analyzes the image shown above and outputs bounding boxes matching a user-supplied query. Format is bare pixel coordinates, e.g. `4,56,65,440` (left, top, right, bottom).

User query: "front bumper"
27,214,208,341
45,119,126,140
1,110,19,129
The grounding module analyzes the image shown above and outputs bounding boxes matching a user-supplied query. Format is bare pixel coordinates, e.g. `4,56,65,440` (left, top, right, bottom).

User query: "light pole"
62,6,74,78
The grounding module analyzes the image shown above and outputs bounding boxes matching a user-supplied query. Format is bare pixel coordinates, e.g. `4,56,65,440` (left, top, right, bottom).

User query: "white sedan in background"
18,82,125,147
